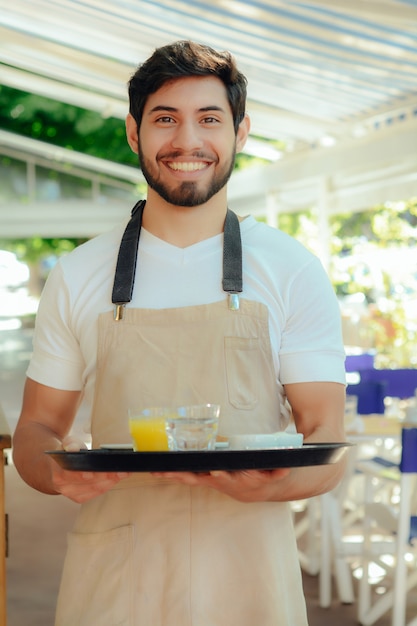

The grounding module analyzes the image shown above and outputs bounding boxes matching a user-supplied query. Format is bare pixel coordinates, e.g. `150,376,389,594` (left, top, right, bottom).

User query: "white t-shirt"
27,215,346,424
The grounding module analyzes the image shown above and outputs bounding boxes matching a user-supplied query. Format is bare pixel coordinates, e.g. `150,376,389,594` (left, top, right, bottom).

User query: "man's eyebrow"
147,105,226,115
148,105,177,114
198,106,226,113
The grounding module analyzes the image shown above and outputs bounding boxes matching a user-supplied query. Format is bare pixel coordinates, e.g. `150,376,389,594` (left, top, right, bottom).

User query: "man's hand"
50,436,131,503
51,465,131,504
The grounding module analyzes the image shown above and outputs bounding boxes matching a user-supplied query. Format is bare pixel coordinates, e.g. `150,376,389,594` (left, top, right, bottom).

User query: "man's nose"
171,121,203,151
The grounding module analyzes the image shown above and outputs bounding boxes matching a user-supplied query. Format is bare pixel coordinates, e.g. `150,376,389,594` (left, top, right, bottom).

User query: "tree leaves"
0,85,136,165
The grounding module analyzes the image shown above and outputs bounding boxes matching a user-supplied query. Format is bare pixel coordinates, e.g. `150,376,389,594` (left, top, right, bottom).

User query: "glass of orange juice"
128,407,173,451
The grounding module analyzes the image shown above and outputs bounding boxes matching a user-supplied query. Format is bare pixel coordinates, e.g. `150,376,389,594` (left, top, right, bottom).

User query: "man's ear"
236,114,251,154
126,113,139,154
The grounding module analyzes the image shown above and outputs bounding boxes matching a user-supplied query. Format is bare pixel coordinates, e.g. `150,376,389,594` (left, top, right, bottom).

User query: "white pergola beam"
229,117,417,215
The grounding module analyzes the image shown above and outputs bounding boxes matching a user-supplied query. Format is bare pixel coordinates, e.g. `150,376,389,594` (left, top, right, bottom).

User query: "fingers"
51,466,131,503
150,468,291,502
151,471,206,485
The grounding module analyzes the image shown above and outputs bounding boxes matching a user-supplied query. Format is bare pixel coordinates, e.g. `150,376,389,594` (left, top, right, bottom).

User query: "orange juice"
128,416,169,451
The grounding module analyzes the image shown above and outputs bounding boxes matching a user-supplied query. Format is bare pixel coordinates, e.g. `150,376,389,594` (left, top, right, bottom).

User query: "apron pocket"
224,336,259,409
55,524,134,626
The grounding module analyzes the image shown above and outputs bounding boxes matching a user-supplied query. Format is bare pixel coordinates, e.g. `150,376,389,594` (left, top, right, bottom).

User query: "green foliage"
278,198,417,367
0,237,87,264
330,198,417,252
0,84,137,166
278,210,314,240
234,152,268,169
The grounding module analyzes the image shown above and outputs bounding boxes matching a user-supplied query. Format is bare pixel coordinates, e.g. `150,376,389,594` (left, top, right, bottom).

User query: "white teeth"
168,162,206,171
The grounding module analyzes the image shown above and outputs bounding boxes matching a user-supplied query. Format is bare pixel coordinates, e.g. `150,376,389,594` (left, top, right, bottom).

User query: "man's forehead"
144,76,230,112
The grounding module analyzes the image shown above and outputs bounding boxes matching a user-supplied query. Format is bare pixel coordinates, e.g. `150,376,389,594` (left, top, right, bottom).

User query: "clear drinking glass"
165,404,220,451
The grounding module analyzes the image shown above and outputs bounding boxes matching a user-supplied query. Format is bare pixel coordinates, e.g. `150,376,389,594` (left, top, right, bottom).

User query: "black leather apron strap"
112,202,242,319
111,200,145,319
222,209,242,295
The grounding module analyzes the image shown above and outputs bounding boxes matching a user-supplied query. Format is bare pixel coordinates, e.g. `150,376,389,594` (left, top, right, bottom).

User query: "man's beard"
138,143,236,207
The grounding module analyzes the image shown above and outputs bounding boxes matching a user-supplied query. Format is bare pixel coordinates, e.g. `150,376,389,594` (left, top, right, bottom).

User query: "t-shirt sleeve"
26,263,85,391
279,257,346,385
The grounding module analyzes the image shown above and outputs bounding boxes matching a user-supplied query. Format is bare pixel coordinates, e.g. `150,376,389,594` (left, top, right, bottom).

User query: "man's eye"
202,117,219,124
156,116,174,123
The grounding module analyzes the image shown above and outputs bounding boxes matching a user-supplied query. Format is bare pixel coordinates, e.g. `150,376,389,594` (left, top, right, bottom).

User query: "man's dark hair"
128,40,247,134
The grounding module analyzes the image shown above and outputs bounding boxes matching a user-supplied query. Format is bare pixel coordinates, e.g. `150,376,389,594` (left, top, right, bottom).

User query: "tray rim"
46,442,353,472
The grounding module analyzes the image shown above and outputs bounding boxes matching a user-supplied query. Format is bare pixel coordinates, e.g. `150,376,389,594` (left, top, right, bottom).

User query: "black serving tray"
46,442,352,473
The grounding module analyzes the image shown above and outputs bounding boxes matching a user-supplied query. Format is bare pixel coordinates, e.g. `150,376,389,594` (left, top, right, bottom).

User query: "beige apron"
55,204,308,626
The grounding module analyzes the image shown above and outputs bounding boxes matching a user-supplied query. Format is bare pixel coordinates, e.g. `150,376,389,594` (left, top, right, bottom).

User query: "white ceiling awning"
1,0,416,148
0,0,416,238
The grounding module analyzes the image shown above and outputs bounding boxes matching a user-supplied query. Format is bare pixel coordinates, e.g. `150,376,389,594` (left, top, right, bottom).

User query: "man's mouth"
167,161,208,172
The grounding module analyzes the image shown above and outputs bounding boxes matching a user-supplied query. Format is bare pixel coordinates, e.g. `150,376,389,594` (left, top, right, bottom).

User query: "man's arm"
13,378,131,502
276,380,347,499
13,378,82,494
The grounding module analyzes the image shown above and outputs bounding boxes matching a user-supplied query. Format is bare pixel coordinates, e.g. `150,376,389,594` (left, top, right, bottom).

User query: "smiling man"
13,41,347,626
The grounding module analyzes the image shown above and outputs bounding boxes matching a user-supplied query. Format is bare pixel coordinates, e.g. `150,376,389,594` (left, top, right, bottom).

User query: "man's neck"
141,190,228,248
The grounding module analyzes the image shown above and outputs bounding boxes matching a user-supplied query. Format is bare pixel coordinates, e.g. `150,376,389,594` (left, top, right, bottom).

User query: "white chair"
319,444,361,607
293,497,321,576
357,428,417,626
295,444,362,608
